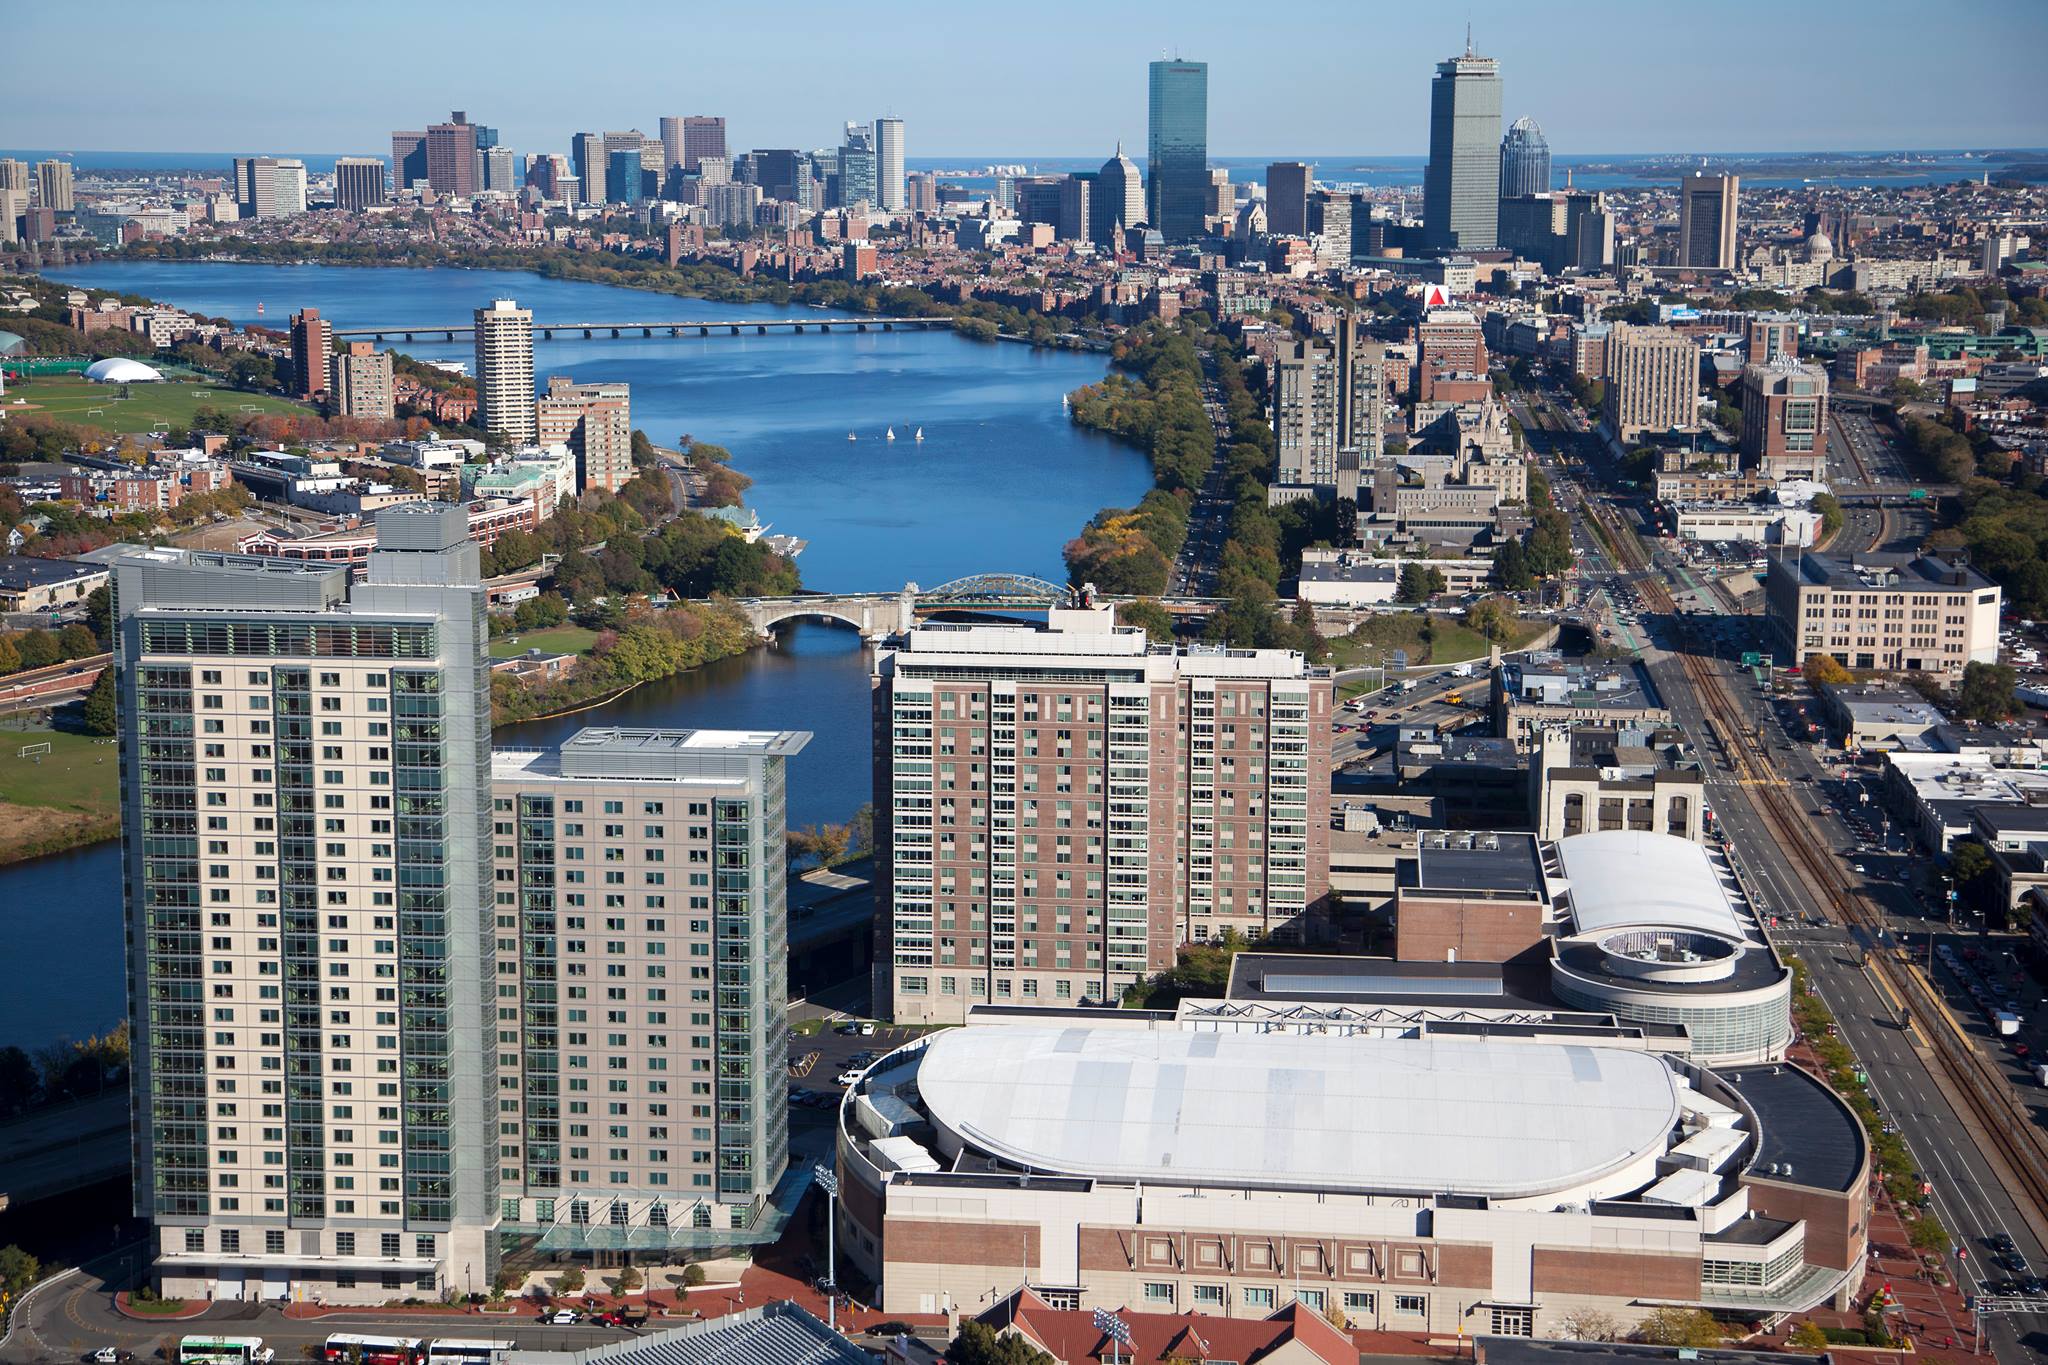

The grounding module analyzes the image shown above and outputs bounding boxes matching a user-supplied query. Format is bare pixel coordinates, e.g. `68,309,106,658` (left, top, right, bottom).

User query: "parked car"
835,1068,865,1086
91,1350,136,1364
543,1309,582,1325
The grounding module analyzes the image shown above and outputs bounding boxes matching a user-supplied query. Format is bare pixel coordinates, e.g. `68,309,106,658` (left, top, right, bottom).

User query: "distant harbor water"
2,260,1150,1049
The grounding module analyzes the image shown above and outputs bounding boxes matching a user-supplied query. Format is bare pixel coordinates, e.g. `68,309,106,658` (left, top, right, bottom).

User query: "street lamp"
812,1163,839,1331
1092,1307,1132,1365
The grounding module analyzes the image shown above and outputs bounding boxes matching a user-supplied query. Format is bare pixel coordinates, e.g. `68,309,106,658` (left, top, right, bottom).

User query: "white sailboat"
914,427,924,443
885,426,896,441
847,432,857,441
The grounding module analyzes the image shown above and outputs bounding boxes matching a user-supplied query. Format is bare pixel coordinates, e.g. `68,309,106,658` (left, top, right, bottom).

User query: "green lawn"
4,373,308,434
490,625,602,659
0,726,120,816
1327,612,1551,673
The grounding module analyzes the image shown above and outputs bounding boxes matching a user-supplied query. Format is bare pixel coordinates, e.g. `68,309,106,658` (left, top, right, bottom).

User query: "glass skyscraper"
1146,59,1208,242
1423,43,1502,251
838,122,877,209
1499,116,1551,199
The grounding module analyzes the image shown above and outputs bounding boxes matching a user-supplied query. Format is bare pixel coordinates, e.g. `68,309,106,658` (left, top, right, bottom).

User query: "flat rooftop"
1782,551,1995,594
1500,658,1662,713
1477,1339,1820,1365
0,555,106,589
1412,830,1545,895
1720,1064,1866,1193
1224,953,1572,1013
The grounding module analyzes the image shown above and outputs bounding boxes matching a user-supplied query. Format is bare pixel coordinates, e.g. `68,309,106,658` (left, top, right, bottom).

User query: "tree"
680,1263,707,1288
84,584,112,644
1809,492,1844,542
1907,1214,1951,1255
1397,562,1445,604
1802,652,1852,685
945,1321,1054,1365
0,634,20,676
1634,1307,1724,1348
1287,599,1330,664
80,668,118,736
0,1244,41,1298
13,630,58,670
57,622,98,660
1948,840,1996,916
492,1268,525,1301
555,1267,585,1294
0,1047,37,1117
613,1265,643,1293
1491,537,1533,592
1787,1321,1830,1352
1116,598,1176,643
1465,595,1519,644
1557,1309,1622,1343
1956,660,2020,723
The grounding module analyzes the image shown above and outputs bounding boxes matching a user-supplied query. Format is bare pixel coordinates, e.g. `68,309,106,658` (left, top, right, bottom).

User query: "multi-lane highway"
1536,404,2048,1363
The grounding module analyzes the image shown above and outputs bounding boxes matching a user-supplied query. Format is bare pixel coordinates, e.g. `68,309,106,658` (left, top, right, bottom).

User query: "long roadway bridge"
330,316,952,343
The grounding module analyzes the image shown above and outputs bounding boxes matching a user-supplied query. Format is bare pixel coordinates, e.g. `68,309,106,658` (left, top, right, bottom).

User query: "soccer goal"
17,741,52,760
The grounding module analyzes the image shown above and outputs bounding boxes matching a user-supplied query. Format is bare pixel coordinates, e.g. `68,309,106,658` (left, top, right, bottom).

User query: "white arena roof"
915,1026,1680,1199
1556,830,1747,943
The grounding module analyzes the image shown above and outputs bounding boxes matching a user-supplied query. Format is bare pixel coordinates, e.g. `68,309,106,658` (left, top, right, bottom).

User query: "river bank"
113,237,1096,350
3,261,1144,1051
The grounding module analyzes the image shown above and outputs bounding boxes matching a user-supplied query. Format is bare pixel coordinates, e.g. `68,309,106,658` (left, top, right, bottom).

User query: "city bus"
180,1339,274,1365
322,1336,423,1365
425,1341,511,1365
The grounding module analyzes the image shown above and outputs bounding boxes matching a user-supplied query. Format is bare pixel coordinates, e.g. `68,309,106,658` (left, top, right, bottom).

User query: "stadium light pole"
813,1163,840,1331
1092,1306,1131,1365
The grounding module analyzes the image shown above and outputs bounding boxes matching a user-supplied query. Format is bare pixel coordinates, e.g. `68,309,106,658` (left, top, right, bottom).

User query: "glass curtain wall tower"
1146,59,1208,241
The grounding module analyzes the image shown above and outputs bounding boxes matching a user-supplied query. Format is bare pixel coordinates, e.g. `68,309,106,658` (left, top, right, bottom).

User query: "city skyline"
9,0,2047,160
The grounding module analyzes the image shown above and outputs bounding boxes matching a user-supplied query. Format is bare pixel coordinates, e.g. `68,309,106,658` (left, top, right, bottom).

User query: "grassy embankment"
0,727,121,862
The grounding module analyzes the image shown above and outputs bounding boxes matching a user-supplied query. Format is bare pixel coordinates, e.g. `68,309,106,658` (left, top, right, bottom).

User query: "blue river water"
3,260,1147,1049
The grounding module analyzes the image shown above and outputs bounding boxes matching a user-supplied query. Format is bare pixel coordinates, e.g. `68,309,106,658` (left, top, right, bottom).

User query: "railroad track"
1586,499,2048,1225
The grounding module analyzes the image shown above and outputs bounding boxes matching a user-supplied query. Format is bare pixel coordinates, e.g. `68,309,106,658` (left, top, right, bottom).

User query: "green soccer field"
2,373,308,434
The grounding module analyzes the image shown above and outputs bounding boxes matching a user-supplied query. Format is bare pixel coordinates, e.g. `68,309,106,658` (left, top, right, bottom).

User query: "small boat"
255,301,265,315
885,426,896,441
1061,393,1069,409
847,432,857,441
914,427,924,442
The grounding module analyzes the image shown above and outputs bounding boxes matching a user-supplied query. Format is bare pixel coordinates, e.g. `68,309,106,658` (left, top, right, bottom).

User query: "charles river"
3,260,1149,1049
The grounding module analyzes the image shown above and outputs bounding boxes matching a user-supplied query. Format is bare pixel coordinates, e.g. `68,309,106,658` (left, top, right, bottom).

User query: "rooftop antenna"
1465,21,1474,56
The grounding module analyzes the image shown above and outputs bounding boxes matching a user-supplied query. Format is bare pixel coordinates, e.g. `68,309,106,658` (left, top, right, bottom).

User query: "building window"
184,1229,205,1253
1192,1284,1224,1308
265,1230,285,1255
1394,1293,1427,1316
1242,1287,1274,1310
1296,1288,1325,1312
1344,1291,1377,1315
1142,1282,1174,1306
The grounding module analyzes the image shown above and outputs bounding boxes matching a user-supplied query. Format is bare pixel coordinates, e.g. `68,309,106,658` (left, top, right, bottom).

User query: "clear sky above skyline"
10,0,2047,160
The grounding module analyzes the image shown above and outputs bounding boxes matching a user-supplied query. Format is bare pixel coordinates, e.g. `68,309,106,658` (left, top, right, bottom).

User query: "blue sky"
9,0,2046,159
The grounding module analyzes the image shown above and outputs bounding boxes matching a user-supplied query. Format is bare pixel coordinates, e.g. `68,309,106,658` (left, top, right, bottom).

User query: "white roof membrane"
914,1027,1680,1199
1556,830,1747,942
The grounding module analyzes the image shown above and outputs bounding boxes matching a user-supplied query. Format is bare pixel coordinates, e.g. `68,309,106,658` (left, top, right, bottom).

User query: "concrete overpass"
329,316,951,344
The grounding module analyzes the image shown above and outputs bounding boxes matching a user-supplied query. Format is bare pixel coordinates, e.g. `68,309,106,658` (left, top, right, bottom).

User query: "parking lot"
787,1020,926,1109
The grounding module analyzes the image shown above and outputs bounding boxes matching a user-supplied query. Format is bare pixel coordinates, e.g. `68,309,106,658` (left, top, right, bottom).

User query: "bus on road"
322,1336,424,1365
180,1339,274,1365
426,1341,511,1365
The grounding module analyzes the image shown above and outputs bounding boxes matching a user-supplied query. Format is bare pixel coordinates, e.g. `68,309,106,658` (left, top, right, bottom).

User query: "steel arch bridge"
915,573,1075,611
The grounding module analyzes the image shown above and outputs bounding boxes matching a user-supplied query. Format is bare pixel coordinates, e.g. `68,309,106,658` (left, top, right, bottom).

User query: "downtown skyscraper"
1499,115,1551,199
1423,38,1502,251
874,116,906,211
1147,59,1208,241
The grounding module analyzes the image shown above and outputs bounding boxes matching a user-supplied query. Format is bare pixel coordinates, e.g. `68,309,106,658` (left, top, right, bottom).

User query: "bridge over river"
330,316,951,344
736,573,1225,640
